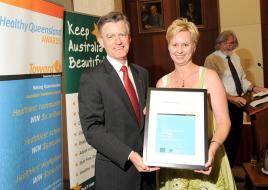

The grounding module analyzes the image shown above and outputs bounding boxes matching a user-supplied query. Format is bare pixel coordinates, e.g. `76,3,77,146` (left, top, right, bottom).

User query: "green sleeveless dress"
158,67,237,190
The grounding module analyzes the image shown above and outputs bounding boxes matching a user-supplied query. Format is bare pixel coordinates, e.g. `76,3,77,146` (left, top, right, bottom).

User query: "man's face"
220,35,235,55
188,3,195,12
98,20,131,64
150,6,157,15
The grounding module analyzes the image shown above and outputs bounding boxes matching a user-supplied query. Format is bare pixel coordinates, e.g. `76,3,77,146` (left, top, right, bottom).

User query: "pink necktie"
121,66,141,124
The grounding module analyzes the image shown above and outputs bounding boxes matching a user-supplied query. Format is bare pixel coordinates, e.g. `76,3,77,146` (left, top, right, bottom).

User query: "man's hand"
253,86,268,93
229,96,247,108
129,151,160,172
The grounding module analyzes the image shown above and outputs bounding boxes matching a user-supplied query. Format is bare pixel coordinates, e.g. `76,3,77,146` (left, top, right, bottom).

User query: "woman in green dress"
156,19,237,190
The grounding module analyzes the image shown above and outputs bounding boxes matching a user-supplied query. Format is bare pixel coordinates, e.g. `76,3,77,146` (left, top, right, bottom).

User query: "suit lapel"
129,64,145,109
103,60,139,124
129,64,145,128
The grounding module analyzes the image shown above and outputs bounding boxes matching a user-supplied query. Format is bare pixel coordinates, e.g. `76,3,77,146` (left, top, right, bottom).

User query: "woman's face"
168,30,195,66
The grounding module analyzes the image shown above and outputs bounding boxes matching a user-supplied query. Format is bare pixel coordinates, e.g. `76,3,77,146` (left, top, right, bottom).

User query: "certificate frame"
143,88,208,170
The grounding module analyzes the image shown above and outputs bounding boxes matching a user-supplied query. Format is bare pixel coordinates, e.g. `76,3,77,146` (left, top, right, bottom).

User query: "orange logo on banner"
29,60,62,74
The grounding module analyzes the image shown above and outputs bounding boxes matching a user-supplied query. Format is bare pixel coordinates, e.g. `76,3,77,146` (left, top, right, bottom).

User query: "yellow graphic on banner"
91,23,99,39
73,183,81,190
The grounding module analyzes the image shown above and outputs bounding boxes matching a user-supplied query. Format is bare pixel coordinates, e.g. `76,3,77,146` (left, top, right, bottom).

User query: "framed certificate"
143,88,208,170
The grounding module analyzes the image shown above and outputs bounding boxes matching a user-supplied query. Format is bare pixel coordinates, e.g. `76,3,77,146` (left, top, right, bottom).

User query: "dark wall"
124,0,219,86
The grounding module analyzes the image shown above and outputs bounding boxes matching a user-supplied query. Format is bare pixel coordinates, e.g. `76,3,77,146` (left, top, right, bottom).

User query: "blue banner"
0,75,62,190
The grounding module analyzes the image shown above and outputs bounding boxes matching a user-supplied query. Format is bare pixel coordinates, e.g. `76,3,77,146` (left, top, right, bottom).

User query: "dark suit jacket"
78,59,149,190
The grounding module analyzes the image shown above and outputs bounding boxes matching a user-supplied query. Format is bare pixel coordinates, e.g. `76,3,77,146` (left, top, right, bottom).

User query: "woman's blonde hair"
166,18,199,46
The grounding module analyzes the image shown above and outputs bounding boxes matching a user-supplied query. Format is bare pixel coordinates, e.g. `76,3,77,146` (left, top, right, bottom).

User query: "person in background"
156,19,236,189
78,11,159,190
204,30,268,167
144,5,162,29
141,5,150,29
183,1,201,25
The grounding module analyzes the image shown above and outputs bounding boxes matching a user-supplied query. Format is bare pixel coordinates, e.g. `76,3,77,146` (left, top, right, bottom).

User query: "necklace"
174,64,198,88
176,72,185,87
174,70,188,87
181,80,185,87
173,76,184,87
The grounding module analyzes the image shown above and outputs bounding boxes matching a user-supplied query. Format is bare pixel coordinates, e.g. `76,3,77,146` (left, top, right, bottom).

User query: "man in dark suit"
78,11,158,190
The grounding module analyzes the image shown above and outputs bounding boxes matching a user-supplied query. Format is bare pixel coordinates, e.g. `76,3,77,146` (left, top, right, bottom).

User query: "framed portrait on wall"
176,0,205,28
137,0,165,33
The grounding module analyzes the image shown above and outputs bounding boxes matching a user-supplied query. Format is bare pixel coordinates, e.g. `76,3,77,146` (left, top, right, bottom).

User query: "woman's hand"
194,143,216,175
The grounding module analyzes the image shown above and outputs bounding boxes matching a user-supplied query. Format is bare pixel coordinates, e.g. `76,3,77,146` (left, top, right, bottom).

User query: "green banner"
63,11,105,190
63,11,106,94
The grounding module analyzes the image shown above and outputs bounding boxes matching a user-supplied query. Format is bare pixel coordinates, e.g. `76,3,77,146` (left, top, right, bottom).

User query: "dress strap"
198,66,206,88
161,74,172,88
161,74,168,87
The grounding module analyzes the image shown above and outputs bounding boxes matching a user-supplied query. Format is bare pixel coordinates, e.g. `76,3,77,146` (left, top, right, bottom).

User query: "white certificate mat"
143,88,208,170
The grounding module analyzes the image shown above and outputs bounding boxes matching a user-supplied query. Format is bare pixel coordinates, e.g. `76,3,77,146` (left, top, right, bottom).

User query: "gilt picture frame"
176,0,205,28
137,0,165,33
